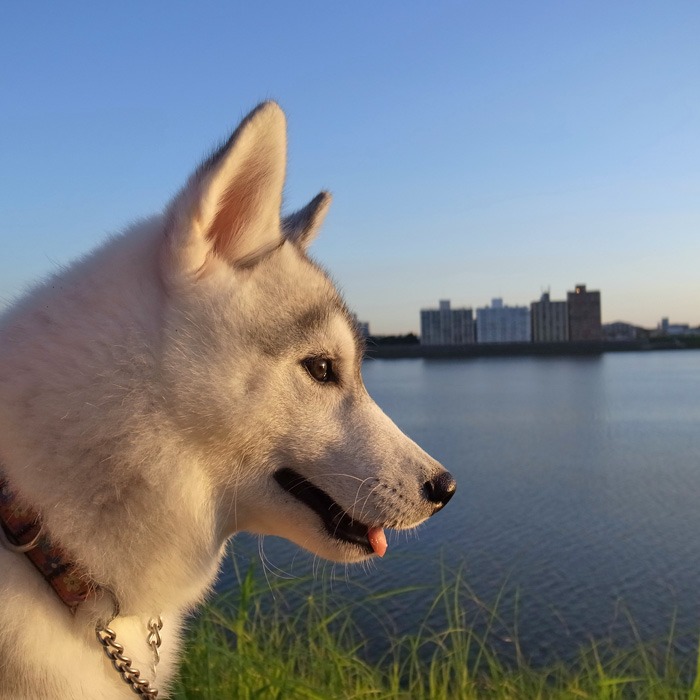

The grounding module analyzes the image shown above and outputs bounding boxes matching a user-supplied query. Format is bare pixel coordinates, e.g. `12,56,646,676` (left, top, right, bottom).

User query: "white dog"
0,103,456,699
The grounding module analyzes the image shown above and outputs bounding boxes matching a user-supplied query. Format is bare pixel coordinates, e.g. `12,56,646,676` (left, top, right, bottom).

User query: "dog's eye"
303,357,335,383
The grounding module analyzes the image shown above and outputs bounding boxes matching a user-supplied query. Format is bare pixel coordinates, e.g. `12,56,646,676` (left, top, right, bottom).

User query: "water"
220,351,700,665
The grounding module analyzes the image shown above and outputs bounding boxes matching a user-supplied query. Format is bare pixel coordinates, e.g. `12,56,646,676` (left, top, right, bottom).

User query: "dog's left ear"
283,191,332,249
163,101,287,282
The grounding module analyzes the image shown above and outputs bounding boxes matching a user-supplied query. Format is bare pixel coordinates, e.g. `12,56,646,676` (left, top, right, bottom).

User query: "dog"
0,102,456,699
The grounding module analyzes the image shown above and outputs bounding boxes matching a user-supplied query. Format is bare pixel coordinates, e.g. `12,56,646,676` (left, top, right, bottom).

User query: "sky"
1,2,698,335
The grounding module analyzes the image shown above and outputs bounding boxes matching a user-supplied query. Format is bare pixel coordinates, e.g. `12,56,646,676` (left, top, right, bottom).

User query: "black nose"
423,471,457,508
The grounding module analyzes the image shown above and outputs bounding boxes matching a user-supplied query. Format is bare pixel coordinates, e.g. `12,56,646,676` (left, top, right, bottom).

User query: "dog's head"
160,103,455,563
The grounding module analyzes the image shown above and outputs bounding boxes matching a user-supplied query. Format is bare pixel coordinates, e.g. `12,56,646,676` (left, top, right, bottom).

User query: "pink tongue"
368,527,387,557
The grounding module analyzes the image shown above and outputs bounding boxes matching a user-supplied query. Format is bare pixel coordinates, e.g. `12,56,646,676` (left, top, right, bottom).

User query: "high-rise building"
420,300,475,345
567,285,602,341
531,292,568,342
421,306,443,345
349,313,370,338
476,298,531,343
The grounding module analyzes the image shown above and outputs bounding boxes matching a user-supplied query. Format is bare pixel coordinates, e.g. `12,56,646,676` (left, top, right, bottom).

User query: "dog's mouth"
273,467,387,557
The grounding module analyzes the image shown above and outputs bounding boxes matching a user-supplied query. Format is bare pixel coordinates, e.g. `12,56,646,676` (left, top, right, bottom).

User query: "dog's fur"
0,103,453,699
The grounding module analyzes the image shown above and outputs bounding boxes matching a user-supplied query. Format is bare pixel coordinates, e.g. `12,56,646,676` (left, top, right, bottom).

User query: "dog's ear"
164,101,286,280
283,191,332,249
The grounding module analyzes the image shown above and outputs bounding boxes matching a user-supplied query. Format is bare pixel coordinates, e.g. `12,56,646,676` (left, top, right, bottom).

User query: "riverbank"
365,336,700,360
173,563,700,699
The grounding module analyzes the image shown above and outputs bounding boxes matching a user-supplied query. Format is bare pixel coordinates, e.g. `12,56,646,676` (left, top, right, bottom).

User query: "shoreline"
364,337,700,360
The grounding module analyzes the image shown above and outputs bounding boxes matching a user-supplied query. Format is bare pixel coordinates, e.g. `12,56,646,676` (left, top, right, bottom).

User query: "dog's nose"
423,471,457,508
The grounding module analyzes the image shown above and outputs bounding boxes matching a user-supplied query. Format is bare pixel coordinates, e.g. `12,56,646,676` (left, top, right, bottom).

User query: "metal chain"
0,479,164,697
146,616,163,678
96,616,163,698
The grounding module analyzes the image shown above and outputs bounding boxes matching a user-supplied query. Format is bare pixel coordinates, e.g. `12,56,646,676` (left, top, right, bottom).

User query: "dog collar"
0,475,93,610
0,474,164,694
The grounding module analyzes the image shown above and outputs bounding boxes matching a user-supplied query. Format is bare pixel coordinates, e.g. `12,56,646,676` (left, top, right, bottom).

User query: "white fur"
0,102,450,698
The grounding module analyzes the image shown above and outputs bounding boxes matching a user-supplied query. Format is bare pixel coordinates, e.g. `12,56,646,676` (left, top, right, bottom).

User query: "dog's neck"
0,473,96,611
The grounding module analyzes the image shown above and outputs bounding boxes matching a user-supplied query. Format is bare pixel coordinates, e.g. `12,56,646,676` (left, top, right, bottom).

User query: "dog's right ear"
283,191,332,250
162,102,287,284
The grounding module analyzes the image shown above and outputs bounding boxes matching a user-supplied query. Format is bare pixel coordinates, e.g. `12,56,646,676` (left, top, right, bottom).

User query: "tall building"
420,300,475,345
531,292,568,342
476,298,531,343
350,313,370,338
421,304,443,345
567,284,602,341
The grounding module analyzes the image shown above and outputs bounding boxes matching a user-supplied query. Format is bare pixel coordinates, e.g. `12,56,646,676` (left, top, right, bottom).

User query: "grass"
171,561,700,700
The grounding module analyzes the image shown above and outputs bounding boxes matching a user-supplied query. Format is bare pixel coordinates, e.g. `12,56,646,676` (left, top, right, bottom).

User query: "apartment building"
476,298,531,343
420,300,475,345
567,285,602,341
531,292,569,342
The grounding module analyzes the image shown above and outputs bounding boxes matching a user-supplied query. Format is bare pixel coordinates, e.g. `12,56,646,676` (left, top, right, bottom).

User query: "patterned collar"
0,475,94,610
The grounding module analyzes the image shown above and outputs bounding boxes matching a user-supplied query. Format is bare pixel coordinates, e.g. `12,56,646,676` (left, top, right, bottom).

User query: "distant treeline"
363,334,700,359
365,333,419,346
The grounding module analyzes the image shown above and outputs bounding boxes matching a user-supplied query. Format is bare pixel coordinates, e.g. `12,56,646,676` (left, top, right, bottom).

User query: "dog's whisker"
348,477,379,521
257,537,276,594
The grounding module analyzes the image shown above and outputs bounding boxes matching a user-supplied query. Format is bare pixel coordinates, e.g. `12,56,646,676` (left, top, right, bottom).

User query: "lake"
220,351,700,666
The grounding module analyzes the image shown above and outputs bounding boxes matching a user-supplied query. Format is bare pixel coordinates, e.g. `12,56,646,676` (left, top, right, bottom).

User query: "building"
567,284,602,341
356,321,370,338
420,300,475,345
657,318,694,336
476,298,531,343
602,322,645,341
350,314,370,338
531,292,568,342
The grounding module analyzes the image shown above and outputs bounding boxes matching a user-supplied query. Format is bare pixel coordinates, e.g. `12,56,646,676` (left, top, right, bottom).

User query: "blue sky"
1,2,698,334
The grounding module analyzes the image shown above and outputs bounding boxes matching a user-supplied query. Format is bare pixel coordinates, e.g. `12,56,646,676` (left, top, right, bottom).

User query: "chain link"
146,616,163,678
96,615,163,698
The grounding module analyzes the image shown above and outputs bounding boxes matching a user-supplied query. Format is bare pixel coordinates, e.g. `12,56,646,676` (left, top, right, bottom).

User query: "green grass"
171,562,700,700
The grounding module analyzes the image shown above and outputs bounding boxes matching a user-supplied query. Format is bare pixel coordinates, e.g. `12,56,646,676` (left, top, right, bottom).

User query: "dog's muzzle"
273,467,456,558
